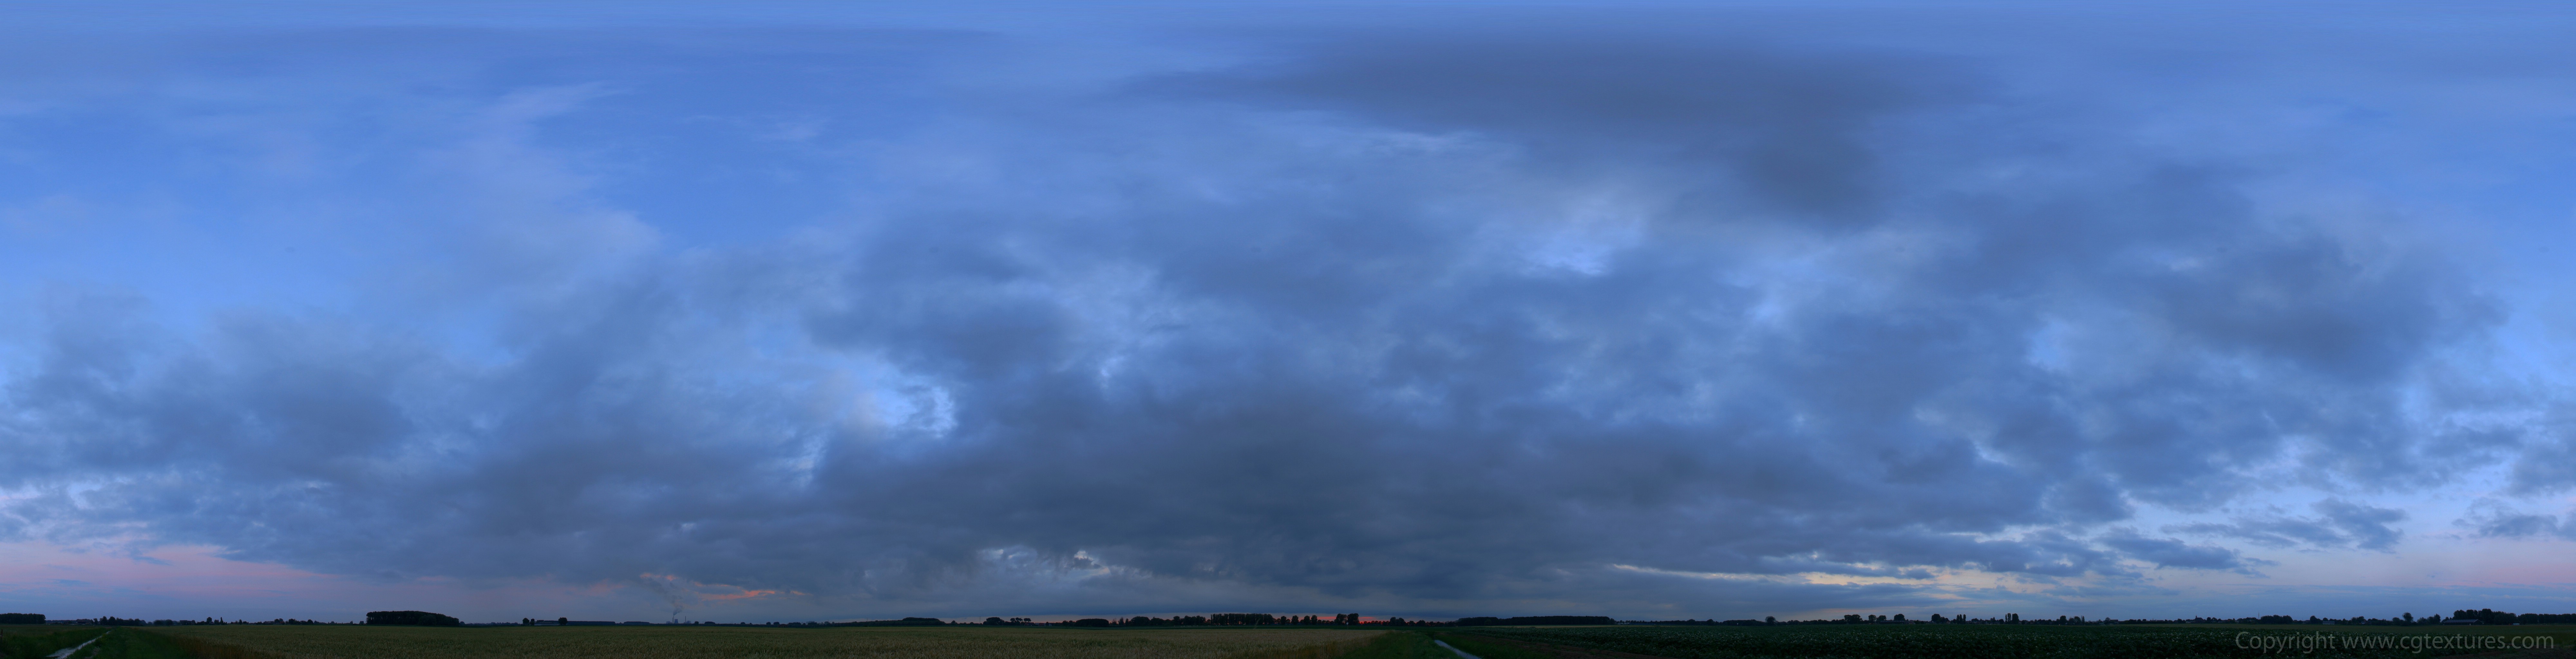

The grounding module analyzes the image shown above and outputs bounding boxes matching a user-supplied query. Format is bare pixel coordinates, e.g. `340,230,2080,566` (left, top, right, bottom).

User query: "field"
1446,624,2576,659
3,625,104,659
18,624,2576,659
127,625,1385,659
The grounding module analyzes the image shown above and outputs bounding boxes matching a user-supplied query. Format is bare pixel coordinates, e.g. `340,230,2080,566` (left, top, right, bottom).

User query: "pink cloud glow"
0,542,657,622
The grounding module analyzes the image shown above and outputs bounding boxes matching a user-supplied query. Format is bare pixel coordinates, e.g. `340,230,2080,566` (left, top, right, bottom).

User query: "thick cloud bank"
1,7,2569,619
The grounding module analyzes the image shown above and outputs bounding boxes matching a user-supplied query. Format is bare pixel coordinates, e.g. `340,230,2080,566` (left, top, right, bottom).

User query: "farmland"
125,625,1384,659
18,623,2576,659
1446,624,2576,659
3,625,103,659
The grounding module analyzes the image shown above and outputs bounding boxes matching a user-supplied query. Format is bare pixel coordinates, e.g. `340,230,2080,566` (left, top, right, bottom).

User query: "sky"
5,1,2576,625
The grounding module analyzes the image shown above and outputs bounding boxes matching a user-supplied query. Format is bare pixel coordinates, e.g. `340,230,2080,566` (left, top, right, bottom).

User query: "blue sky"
5,1,2576,624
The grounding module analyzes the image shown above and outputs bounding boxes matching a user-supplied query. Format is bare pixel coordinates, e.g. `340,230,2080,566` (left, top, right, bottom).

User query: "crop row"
1454,624,2572,659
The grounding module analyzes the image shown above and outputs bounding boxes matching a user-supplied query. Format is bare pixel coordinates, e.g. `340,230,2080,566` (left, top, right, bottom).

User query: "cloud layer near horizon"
3,7,2573,620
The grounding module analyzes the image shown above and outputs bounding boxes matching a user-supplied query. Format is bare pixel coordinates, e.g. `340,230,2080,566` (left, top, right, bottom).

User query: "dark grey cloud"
2506,411,2576,496
2465,512,2568,540
2458,500,2576,541
2166,500,2409,552
1153,35,1944,222
0,15,2538,620
2097,529,2267,574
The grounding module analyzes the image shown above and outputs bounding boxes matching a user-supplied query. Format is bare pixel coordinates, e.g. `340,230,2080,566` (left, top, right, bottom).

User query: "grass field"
1447,624,2576,659
128,625,1385,659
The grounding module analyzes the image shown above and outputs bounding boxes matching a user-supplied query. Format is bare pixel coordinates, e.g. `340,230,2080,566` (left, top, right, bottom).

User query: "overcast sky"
6,1,2576,625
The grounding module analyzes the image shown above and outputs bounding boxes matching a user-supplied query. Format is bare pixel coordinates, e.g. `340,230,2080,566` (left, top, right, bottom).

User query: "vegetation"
1234,630,1558,659
1313,631,1452,659
47,617,2576,658
845,618,950,627
81,628,204,659
142,624,1381,659
1454,617,1618,627
364,612,461,627
1,626,103,659
1451,624,2576,659
2451,608,2576,625
1423,632,1561,659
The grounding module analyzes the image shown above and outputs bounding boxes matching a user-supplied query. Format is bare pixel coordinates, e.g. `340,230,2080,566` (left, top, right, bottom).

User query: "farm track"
1434,639,1481,659
43,635,99,659
1435,632,1672,659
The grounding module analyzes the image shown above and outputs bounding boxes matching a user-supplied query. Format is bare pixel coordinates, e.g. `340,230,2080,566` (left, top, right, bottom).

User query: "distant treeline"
2451,609,2576,625
971,613,1601,627
0,614,41,624
366,611,462,627
21,617,332,627
848,618,950,627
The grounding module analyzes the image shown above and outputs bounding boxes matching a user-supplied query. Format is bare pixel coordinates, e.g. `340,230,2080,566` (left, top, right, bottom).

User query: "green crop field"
1444,624,2576,659
116,625,1384,659
24,624,2576,659
3,625,105,659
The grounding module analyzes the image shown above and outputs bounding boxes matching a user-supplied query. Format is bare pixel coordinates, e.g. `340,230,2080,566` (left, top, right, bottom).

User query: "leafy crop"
85,628,198,659
1,626,104,659
1452,624,2576,659
141,625,1382,659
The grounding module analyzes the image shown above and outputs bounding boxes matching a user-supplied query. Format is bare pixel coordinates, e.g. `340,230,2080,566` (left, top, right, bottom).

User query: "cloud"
1152,34,1945,222
2506,409,2576,496
2097,529,2268,574
2458,500,2576,541
0,16,2542,620
2165,500,2409,552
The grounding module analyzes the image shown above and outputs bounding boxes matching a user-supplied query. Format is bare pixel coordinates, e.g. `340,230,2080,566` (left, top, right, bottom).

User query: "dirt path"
1438,633,1676,659
1434,639,1483,658
46,633,101,659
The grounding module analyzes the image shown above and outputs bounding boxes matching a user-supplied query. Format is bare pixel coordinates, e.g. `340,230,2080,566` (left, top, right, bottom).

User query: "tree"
1764,616,1776,624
